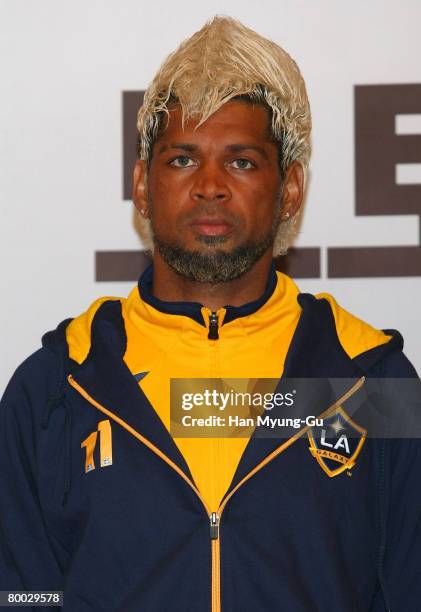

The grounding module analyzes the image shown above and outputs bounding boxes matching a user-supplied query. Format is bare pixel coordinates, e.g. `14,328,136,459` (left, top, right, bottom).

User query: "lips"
189,217,234,237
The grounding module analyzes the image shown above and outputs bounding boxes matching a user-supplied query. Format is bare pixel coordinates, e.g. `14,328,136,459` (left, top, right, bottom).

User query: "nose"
190,162,231,204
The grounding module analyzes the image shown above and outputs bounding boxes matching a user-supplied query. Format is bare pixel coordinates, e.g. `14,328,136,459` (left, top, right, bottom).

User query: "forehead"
154,100,273,146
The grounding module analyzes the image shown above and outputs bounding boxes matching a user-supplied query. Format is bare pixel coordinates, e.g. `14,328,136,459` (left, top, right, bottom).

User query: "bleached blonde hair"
136,15,311,255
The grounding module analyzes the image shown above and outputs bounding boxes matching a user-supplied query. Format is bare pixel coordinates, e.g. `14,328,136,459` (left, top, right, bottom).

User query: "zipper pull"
210,512,220,540
208,311,219,340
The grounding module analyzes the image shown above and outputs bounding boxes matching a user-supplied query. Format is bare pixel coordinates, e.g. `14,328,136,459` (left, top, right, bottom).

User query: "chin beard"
153,230,277,284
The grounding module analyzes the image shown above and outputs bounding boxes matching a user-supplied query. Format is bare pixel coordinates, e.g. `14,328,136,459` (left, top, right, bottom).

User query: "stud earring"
282,211,290,220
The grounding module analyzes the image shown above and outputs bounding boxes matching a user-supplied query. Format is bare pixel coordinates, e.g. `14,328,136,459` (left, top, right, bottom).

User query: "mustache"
146,192,239,224
148,202,240,227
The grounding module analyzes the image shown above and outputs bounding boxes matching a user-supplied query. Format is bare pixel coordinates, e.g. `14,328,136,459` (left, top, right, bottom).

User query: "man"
1,16,420,612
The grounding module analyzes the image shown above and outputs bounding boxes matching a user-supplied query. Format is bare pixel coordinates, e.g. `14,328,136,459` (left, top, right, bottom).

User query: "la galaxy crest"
307,406,367,477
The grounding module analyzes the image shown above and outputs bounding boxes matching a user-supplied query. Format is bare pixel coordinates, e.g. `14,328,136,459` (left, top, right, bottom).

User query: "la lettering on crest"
307,406,367,478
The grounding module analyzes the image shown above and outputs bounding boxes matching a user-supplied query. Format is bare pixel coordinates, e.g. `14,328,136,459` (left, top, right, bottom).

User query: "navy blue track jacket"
0,287,420,612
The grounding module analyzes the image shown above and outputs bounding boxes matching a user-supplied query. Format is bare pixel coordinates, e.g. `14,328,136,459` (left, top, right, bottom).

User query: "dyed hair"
136,16,311,254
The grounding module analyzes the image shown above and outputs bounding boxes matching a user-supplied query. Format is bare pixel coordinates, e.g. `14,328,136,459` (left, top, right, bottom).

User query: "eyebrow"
225,144,268,160
158,143,268,159
158,143,196,153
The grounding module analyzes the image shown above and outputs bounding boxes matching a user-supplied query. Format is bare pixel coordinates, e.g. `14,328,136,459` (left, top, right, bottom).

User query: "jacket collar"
137,261,278,326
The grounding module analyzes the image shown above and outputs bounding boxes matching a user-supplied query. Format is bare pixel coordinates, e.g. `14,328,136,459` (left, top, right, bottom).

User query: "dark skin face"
133,100,304,310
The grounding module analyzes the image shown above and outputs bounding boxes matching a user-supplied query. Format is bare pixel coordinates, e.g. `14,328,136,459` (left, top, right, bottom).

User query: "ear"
133,160,149,218
280,161,304,221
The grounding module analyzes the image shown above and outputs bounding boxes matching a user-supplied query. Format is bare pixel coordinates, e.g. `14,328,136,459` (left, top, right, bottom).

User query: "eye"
169,155,196,168
230,158,255,170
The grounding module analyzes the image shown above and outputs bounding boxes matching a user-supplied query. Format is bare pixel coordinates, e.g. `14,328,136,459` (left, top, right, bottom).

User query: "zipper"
67,374,365,612
210,512,220,540
206,308,220,610
210,512,221,612
208,311,219,340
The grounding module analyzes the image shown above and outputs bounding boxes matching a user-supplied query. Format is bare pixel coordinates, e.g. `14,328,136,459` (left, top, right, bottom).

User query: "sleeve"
381,437,421,611
375,350,421,611
0,357,64,598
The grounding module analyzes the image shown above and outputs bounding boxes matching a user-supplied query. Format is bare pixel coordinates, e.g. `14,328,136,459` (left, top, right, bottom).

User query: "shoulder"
313,292,418,375
0,347,62,430
1,291,128,417
362,346,419,378
314,292,392,359
65,295,125,364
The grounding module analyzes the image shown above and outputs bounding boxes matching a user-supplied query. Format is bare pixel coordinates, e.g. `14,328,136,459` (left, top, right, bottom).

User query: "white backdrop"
1,0,421,393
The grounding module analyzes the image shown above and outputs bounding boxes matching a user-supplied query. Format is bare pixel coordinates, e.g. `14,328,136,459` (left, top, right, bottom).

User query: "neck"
151,251,274,311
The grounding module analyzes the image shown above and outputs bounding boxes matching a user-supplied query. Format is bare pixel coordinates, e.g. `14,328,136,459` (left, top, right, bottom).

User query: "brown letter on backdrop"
329,84,421,277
